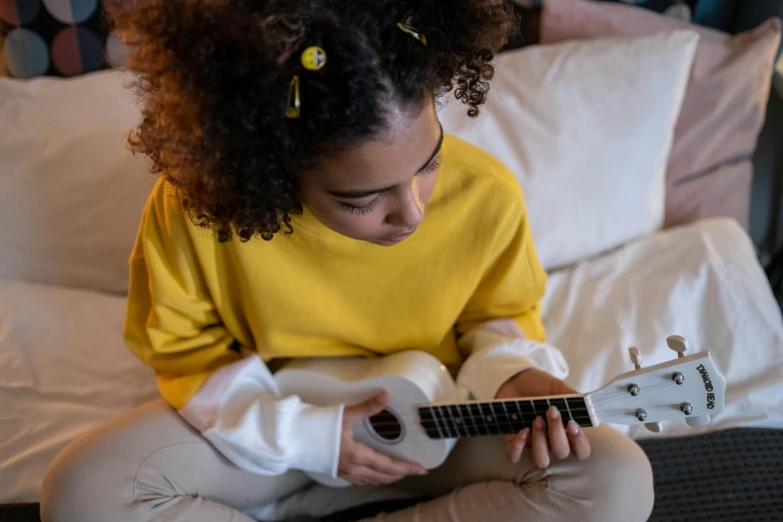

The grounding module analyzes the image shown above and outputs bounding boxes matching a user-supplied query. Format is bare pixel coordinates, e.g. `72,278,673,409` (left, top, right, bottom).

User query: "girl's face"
298,103,442,246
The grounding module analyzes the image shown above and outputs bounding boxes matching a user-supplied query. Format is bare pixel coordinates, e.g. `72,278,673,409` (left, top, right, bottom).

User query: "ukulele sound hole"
366,408,404,444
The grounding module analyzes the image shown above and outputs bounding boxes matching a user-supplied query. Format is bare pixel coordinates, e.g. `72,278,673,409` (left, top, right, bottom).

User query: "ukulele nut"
681,403,693,416
635,409,648,422
672,372,684,385
628,384,640,396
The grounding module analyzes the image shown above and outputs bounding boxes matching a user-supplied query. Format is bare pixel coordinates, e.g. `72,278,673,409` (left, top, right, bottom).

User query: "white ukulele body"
276,350,462,485
275,337,725,488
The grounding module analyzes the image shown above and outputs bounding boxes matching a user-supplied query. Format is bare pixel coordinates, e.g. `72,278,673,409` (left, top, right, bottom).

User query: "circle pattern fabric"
0,0,698,79
4,27,48,78
0,0,128,77
0,0,41,26
42,0,97,24
51,25,102,75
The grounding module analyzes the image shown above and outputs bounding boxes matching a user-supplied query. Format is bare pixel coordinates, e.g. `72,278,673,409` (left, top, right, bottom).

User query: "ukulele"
275,335,725,487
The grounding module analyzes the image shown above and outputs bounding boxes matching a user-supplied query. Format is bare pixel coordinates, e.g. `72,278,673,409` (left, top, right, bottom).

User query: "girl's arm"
124,184,342,478
456,317,568,401
454,187,568,401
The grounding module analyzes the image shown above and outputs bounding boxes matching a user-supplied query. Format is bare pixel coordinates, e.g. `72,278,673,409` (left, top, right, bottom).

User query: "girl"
42,0,654,520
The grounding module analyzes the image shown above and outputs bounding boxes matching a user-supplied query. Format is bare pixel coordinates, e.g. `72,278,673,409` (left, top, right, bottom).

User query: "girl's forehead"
305,105,441,193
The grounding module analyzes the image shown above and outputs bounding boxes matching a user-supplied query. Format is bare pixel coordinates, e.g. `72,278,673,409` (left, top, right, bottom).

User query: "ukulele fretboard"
418,396,592,439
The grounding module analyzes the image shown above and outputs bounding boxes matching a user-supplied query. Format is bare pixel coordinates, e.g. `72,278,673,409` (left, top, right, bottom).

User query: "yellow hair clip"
397,22,427,46
301,46,327,71
285,75,300,119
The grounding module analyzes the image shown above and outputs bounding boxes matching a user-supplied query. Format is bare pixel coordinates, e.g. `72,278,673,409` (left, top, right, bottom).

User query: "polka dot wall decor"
0,0,127,78
0,0,697,79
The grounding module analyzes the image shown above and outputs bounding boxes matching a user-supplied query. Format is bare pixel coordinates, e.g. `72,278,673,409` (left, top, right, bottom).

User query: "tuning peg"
628,347,642,369
667,335,688,358
644,422,663,433
686,415,711,427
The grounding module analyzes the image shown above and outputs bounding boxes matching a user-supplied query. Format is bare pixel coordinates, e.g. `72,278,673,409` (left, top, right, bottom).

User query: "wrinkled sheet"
544,218,783,439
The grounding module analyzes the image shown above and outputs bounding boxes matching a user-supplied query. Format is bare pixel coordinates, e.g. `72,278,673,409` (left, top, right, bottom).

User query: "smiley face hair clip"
286,46,327,119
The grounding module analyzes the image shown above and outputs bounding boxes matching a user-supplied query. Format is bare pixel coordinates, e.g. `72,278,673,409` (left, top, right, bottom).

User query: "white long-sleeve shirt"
179,320,568,479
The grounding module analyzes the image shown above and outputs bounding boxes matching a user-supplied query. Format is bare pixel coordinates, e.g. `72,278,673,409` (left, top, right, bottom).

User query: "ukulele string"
369,386,677,437
367,411,589,438
366,399,590,429
591,381,675,407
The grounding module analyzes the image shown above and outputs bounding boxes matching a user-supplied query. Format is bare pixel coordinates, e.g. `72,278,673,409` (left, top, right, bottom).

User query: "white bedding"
545,218,783,439
1,218,782,503
0,282,158,502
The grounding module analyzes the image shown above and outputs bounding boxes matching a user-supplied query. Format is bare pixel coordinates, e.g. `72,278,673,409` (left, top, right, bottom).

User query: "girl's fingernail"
568,420,579,434
418,468,428,475
518,428,530,440
534,416,545,429
548,406,560,419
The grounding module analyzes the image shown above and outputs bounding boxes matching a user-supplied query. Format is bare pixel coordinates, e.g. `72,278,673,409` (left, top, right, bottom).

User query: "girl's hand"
495,369,592,469
338,392,427,486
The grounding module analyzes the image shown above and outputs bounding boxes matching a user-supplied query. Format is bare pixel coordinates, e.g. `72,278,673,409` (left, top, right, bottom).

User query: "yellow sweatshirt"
123,135,556,476
125,136,556,477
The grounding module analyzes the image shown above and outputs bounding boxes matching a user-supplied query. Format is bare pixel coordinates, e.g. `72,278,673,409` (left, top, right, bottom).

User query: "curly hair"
108,0,518,241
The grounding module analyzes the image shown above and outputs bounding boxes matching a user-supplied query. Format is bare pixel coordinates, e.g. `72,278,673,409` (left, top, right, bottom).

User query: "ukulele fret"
434,406,454,438
419,396,592,440
499,401,515,433
442,405,460,438
470,403,489,435
480,403,501,435
449,405,470,437
459,404,480,437
507,401,527,432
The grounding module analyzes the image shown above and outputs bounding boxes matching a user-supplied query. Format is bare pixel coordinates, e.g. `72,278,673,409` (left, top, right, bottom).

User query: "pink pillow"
540,0,782,229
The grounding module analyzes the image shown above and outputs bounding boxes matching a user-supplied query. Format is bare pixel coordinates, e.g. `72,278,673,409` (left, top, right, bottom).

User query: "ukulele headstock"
588,336,725,431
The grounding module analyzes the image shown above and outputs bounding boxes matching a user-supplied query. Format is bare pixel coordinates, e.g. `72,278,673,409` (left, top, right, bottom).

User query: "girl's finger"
567,420,592,461
505,434,515,462
343,392,389,424
354,467,407,486
531,416,550,469
547,406,571,460
354,442,427,476
507,428,530,464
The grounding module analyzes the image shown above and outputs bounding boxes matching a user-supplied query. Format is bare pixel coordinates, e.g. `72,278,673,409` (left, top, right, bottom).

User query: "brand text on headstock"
697,364,715,409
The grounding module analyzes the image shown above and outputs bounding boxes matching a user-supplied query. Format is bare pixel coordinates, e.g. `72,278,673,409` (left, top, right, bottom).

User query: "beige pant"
41,400,654,522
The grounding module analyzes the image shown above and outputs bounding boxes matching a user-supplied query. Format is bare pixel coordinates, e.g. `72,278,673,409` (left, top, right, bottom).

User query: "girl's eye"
338,156,439,216
340,195,382,215
420,155,441,175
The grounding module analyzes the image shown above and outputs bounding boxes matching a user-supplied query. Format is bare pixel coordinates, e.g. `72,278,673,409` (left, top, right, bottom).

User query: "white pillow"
543,218,783,439
439,30,699,271
0,70,155,294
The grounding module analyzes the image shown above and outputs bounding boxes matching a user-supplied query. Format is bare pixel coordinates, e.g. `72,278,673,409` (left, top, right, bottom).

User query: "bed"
1,0,783,521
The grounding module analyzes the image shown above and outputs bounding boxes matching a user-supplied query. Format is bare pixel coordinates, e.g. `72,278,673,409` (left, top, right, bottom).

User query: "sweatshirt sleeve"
455,186,568,401
123,181,343,477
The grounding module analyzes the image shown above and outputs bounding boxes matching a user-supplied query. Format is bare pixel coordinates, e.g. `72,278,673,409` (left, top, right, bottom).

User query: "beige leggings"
41,400,654,522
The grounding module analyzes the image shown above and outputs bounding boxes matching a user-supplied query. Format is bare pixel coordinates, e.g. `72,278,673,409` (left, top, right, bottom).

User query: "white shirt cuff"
178,354,344,477
457,339,569,401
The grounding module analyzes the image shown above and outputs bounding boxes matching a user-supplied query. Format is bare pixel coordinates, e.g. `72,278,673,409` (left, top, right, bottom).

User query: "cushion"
540,0,783,230
440,30,698,271
543,218,783,440
0,70,156,294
